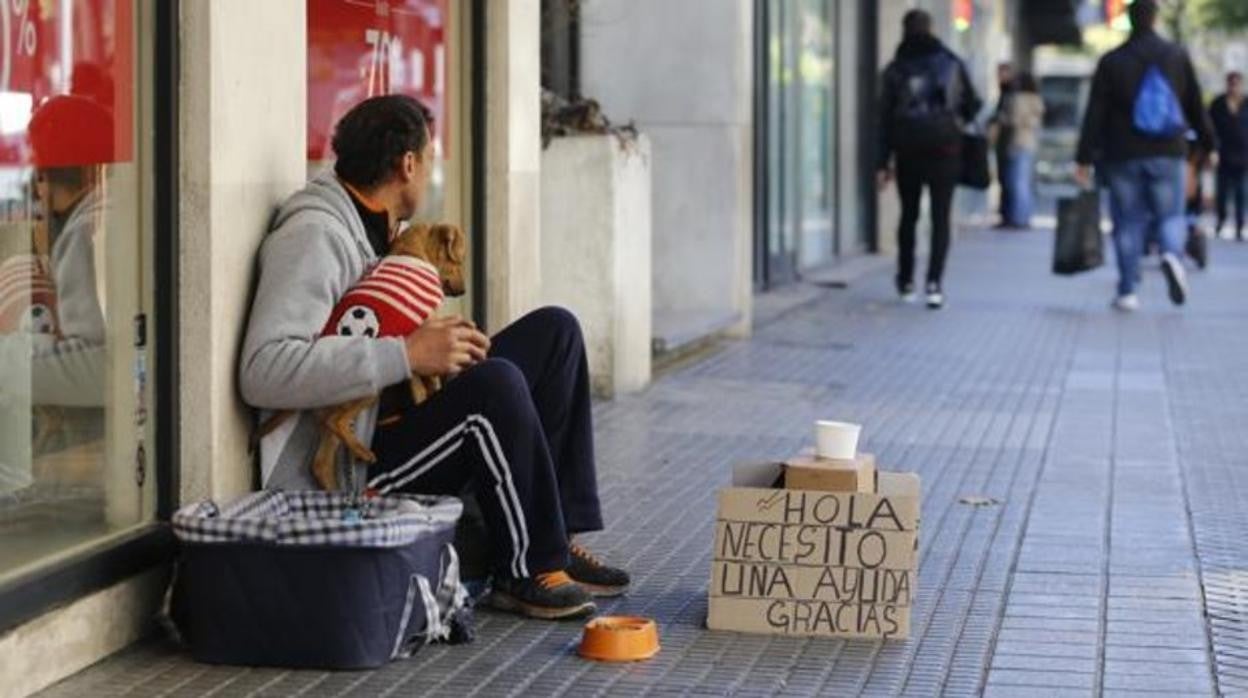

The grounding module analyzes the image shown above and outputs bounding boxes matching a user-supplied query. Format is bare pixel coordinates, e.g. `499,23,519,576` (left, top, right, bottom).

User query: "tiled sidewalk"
43,229,1248,697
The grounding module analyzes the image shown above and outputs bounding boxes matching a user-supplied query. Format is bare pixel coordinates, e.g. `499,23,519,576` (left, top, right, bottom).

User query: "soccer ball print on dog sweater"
322,256,445,340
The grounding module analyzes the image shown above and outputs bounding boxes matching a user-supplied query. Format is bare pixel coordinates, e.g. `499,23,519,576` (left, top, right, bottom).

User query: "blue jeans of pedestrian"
1103,157,1186,297
1005,149,1035,227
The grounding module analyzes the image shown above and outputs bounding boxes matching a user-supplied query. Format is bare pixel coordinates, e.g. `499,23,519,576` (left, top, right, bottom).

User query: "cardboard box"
707,462,920,640
784,453,876,493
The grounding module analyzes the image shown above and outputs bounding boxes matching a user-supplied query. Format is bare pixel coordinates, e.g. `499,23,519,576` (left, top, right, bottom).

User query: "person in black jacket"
992,62,1017,228
878,10,982,310
1209,71,1248,240
1075,0,1215,311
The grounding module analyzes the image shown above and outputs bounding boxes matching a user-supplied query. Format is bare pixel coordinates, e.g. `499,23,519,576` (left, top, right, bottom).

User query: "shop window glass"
0,0,157,584
762,0,838,284
797,0,835,268
306,0,472,316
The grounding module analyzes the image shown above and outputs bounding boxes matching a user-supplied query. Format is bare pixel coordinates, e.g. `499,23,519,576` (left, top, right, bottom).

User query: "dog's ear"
390,222,424,254
435,224,466,264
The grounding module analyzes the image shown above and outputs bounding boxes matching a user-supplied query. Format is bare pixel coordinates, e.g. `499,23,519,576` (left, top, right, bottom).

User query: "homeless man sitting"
239,94,629,620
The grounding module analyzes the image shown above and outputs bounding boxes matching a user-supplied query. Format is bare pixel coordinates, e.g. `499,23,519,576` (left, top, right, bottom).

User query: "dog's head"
391,223,468,297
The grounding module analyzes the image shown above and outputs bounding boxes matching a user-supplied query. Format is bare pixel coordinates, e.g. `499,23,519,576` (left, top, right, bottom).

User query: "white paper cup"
815,420,861,460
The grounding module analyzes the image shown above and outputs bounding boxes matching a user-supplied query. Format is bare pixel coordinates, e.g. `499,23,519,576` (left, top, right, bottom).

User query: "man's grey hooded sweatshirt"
239,172,411,489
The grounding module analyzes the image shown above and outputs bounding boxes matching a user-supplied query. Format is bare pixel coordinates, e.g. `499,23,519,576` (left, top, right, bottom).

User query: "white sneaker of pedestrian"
898,281,917,304
1160,252,1188,306
1112,294,1140,312
925,283,944,309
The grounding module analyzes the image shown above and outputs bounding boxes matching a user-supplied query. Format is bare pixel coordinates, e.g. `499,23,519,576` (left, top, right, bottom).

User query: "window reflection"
306,0,470,316
0,0,149,584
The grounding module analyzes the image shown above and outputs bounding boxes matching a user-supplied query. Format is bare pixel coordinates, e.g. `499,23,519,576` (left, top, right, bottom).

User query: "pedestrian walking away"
1209,71,1248,241
992,62,1017,228
239,95,630,621
877,9,983,310
1183,139,1212,269
1002,72,1045,229
1075,0,1215,311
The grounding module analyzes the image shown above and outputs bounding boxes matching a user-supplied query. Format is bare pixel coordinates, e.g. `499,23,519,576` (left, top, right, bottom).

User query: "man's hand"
1074,164,1092,190
404,316,490,377
877,168,893,191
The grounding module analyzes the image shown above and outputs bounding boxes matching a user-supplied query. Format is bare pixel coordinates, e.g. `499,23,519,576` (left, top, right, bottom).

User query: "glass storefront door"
757,0,839,289
306,0,475,319
0,0,159,585
764,0,798,285
797,0,836,267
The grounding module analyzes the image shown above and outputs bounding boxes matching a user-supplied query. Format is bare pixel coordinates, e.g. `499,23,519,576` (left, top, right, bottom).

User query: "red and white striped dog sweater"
0,253,59,336
322,256,445,339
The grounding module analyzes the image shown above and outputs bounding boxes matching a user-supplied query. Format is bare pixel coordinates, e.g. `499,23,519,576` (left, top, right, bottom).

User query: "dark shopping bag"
959,132,991,190
1186,226,1208,269
1053,191,1105,275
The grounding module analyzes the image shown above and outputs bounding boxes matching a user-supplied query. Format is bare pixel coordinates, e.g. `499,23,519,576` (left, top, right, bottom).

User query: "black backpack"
890,51,964,152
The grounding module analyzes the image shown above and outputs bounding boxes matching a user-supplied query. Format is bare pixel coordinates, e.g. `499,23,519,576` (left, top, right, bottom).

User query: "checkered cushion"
172,490,461,548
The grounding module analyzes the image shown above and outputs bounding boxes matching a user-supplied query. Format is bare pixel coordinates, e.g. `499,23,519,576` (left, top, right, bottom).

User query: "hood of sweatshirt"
269,169,377,265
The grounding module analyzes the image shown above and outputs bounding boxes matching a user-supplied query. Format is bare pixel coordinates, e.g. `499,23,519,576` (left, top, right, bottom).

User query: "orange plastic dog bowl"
577,616,660,662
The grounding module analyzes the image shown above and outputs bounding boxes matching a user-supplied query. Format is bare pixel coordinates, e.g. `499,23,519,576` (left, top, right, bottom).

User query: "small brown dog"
256,223,467,491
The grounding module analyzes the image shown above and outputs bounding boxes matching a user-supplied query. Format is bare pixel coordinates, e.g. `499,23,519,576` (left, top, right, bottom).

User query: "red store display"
1,0,133,166
307,0,449,162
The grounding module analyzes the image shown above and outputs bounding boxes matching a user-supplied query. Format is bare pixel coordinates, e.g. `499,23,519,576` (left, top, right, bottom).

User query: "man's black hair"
902,9,932,37
1128,0,1158,29
1229,71,1244,83
332,95,434,189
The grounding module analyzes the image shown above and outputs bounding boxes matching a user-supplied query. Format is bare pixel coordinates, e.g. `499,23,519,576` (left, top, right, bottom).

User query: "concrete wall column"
580,0,754,347
836,0,864,256
540,135,653,397
484,0,543,331
179,0,307,502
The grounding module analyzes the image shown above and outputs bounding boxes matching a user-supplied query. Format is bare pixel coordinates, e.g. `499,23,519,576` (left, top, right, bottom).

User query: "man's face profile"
399,130,436,220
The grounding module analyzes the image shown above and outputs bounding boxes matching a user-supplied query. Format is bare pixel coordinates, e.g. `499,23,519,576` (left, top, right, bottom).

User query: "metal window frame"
539,0,580,97
0,0,179,634
858,0,880,253
752,0,768,289
470,0,487,329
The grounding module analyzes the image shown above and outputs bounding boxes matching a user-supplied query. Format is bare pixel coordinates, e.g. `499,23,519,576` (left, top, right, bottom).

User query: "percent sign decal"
13,0,35,56
0,0,37,94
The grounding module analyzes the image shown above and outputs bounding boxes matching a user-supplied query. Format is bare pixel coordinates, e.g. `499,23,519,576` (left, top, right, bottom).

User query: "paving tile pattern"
41,231,1247,697
1160,246,1248,697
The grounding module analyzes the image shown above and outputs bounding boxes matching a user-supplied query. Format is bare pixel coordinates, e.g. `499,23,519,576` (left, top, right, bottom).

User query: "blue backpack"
1133,63,1187,138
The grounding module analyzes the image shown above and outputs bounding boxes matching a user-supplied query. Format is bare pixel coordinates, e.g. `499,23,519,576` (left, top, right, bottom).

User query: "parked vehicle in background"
1035,52,1095,187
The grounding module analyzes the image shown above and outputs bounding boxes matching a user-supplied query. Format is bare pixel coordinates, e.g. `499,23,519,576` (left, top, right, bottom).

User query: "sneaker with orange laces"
489,570,596,620
567,542,631,597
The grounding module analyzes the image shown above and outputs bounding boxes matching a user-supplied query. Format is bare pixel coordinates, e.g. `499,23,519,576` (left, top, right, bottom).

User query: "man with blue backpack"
1075,0,1215,312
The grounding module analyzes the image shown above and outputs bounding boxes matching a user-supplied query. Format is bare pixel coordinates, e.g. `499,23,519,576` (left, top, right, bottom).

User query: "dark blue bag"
1133,64,1187,139
170,491,472,669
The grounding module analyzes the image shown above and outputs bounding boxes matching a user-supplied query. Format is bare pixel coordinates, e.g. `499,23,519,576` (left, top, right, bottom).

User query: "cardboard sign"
707,465,920,639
